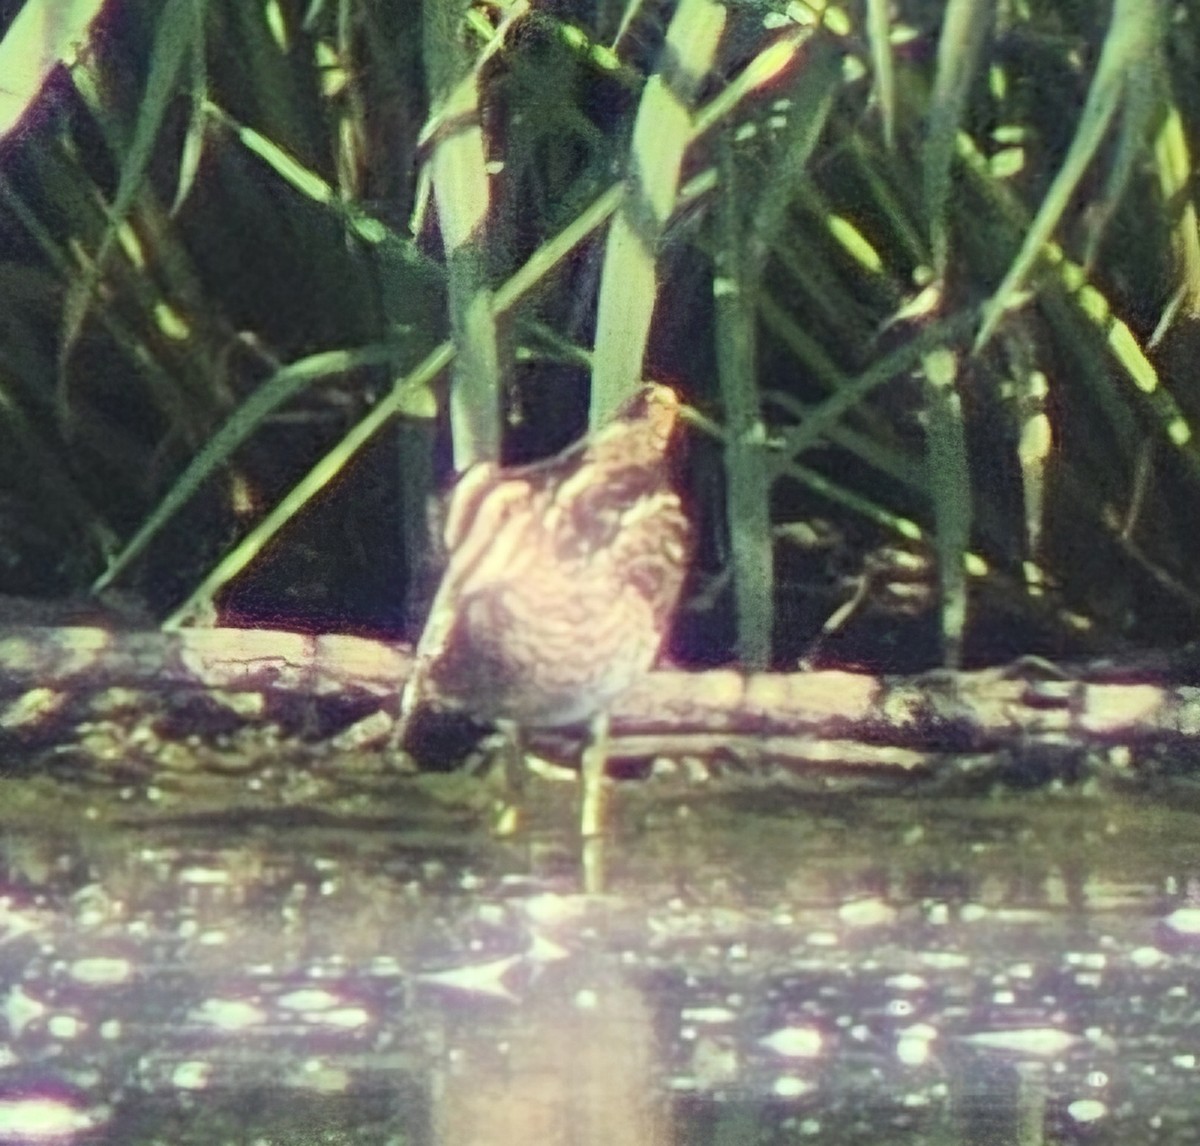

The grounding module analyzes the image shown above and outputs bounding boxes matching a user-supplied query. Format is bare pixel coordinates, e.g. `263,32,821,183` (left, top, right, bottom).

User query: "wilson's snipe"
394,382,690,835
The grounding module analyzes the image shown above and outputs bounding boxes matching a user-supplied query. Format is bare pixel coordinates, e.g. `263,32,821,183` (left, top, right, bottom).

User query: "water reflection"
1,785,1200,1143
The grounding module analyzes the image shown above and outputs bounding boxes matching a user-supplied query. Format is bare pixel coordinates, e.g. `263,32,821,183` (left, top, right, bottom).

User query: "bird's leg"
580,712,612,893
495,718,526,793
579,710,611,840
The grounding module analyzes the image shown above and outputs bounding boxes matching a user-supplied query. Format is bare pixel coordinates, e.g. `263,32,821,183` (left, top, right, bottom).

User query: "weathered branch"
1,627,1197,768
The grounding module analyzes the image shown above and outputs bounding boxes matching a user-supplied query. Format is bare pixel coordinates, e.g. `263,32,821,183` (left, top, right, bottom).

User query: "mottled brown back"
429,383,690,726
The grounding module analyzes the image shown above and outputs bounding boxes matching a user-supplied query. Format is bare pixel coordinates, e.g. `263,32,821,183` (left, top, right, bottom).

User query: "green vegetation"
0,0,1195,669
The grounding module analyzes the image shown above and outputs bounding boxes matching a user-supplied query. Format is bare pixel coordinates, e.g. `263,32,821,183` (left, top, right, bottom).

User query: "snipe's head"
589,382,684,471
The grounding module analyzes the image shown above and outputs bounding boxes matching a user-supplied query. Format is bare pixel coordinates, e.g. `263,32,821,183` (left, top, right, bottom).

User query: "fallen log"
1,626,1198,769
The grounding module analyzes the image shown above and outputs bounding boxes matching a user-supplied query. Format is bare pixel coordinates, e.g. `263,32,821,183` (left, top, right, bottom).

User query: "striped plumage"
397,383,689,736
